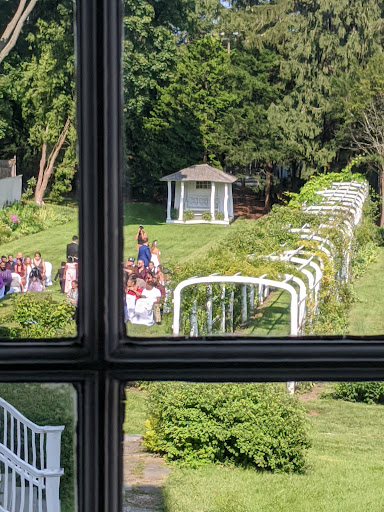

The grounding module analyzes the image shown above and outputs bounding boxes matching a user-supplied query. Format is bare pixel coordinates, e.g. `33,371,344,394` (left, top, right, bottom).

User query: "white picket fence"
0,398,64,512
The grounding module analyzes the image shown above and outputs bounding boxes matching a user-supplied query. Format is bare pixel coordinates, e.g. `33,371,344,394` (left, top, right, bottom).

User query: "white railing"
0,398,64,512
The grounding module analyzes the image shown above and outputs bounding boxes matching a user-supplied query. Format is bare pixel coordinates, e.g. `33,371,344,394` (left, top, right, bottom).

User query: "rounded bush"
144,382,310,472
183,210,195,221
202,211,212,221
333,382,384,404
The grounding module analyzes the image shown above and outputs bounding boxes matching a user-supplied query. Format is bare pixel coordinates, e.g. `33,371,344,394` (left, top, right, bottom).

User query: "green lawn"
123,385,384,512
123,203,249,265
244,290,291,337
0,218,79,271
348,246,384,335
123,386,148,435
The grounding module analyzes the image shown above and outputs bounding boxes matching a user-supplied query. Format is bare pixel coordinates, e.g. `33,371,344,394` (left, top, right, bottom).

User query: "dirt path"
298,383,326,402
123,434,171,512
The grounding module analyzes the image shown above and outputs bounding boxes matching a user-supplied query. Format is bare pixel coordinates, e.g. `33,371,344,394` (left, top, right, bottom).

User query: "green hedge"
144,382,310,472
333,382,384,404
0,383,76,512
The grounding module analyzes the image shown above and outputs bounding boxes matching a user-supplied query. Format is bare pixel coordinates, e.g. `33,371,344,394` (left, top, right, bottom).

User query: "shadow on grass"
123,202,166,227
244,291,291,337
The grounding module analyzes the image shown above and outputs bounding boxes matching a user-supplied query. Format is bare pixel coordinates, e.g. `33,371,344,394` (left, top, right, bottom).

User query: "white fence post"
45,429,63,512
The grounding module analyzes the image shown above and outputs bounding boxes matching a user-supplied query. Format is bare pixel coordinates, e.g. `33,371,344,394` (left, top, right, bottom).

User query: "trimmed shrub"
333,382,384,404
170,207,178,220
183,210,195,221
0,383,76,512
13,293,76,338
202,211,212,221
215,211,224,220
144,382,310,472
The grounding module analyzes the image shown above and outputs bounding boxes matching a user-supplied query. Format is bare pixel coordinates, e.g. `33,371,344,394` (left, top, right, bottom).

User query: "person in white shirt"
141,281,162,324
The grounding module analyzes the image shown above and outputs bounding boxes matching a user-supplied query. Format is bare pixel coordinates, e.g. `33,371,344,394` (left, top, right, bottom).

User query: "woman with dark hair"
14,258,26,292
32,252,46,288
135,225,148,252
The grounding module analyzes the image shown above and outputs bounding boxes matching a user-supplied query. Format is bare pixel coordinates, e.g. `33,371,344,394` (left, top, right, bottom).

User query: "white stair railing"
0,398,64,512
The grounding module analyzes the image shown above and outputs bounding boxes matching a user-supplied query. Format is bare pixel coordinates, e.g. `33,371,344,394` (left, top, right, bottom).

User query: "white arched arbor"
172,275,302,336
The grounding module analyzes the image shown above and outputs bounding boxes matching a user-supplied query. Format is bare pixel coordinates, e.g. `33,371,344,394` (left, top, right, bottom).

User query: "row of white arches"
172,181,369,338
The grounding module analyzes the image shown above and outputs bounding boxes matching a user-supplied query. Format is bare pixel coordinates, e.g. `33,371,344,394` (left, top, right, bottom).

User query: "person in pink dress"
64,257,78,294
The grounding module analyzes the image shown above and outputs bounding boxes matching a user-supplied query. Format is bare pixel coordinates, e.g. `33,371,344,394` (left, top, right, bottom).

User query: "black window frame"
0,1,384,511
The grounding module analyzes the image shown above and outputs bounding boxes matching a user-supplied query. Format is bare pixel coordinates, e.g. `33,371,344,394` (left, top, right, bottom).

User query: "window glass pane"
123,381,384,511
0,1,78,339
0,382,77,511
123,1,384,339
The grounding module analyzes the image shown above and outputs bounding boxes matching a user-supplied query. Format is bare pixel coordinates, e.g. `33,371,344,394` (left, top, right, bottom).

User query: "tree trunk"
34,118,71,205
0,0,39,63
264,164,273,212
380,168,384,228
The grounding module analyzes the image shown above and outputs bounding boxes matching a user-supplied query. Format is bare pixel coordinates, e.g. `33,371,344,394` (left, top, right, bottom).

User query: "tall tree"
264,0,383,178
123,0,177,199
334,53,384,225
144,36,236,189
8,7,75,204
0,0,39,64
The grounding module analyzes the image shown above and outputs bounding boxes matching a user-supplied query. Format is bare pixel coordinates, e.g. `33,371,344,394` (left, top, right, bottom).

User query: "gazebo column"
166,181,172,221
178,181,185,221
224,183,229,222
210,182,215,221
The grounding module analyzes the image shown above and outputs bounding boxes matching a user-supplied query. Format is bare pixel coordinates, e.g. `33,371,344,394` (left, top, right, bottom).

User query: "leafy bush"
183,210,195,221
333,382,384,404
202,211,212,221
170,207,178,220
0,383,76,512
215,211,224,220
0,201,72,243
144,382,310,472
13,293,76,338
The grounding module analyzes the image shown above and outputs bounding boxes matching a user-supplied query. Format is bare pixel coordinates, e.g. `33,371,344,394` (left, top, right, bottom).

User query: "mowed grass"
123,386,148,435
161,395,384,512
244,290,291,337
123,203,249,265
0,218,79,272
348,246,384,335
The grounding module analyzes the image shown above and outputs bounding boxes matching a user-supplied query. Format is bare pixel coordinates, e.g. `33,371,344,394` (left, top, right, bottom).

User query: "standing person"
137,238,151,267
135,225,148,252
64,257,78,294
32,252,46,286
66,236,79,262
0,262,12,296
150,240,161,269
54,262,67,293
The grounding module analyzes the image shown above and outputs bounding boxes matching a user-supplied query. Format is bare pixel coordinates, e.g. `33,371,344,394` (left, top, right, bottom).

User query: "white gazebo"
160,164,237,225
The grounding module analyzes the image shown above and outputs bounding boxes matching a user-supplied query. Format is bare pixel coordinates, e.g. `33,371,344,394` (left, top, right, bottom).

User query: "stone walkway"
122,434,171,512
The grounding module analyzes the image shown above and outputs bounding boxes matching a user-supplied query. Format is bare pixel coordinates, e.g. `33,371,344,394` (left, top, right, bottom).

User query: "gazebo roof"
160,164,237,184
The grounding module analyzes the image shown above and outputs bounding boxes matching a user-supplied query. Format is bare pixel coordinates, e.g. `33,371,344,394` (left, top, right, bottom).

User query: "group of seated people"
0,250,79,307
124,229,169,326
